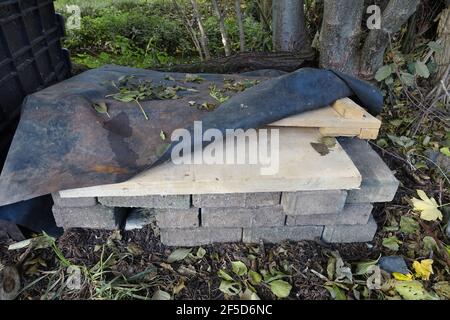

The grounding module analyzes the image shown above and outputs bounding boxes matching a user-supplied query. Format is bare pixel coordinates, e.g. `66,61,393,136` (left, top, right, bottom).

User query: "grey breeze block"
160,227,242,247
52,205,127,230
52,192,97,208
98,195,191,209
322,215,378,243
339,138,399,203
156,208,200,229
193,192,280,208
243,226,324,243
201,206,285,228
286,203,373,226
281,190,347,215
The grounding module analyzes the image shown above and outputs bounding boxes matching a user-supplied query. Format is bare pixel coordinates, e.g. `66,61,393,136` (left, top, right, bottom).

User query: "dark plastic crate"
0,0,71,167
0,0,71,126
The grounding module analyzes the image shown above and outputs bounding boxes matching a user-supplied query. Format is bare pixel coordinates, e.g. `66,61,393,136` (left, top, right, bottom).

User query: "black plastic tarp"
0,65,382,230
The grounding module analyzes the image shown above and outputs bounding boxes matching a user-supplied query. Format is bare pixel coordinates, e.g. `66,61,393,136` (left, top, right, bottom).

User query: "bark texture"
273,0,310,52
191,0,211,59
435,5,450,81
235,0,246,52
319,0,365,76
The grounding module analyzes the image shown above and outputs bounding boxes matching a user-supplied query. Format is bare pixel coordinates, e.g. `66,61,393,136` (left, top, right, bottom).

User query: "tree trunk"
211,0,231,56
159,51,315,74
359,0,420,80
435,5,450,81
190,0,211,60
172,0,204,61
235,0,246,52
256,0,272,34
319,0,364,76
272,0,311,52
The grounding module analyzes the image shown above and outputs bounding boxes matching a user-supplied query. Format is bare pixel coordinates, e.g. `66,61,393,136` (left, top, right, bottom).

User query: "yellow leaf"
411,190,443,222
413,259,434,280
392,272,413,281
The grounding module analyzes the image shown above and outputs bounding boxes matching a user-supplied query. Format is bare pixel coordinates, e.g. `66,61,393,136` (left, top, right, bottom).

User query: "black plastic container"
0,0,71,164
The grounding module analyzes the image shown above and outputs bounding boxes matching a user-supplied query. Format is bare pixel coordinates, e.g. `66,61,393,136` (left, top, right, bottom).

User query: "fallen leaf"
269,280,292,298
219,280,241,296
325,284,347,300
218,269,234,281
394,281,438,300
400,216,419,234
195,247,206,259
354,255,381,275
240,288,260,300
92,102,110,118
160,130,166,141
321,137,337,148
167,248,192,263
392,272,413,281
151,289,171,300
248,270,262,285
422,236,437,252
231,261,248,276
382,236,401,251
433,281,450,299
411,190,443,222
412,259,433,280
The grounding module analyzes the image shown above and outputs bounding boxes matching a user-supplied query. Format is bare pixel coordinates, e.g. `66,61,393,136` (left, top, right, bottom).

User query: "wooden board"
269,98,381,139
60,128,362,198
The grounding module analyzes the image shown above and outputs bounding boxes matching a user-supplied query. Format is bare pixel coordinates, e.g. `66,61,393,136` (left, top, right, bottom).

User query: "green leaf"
394,281,438,300
248,270,262,285
400,216,419,234
375,65,394,82
151,290,171,300
196,247,206,259
382,236,401,251
218,269,234,281
240,288,261,300
354,255,381,275
92,102,110,118
415,61,430,78
167,248,192,263
423,236,437,252
325,285,347,300
269,280,292,298
231,261,248,276
440,147,450,157
219,280,241,296
428,41,443,53
400,72,415,87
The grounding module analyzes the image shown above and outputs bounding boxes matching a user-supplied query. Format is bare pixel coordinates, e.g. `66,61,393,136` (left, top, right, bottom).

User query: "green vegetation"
55,0,270,69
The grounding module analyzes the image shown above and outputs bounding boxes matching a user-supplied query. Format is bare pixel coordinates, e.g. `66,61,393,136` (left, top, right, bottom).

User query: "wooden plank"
269,98,381,132
59,128,362,198
332,98,366,119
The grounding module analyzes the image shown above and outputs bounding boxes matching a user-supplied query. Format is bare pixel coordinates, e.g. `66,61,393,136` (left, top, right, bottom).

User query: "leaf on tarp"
184,74,204,83
160,130,166,141
92,102,110,118
269,280,292,298
167,248,192,263
394,281,438,300
151,289,171,300
400,216,419,234
411,190,443,222
231,261,248,276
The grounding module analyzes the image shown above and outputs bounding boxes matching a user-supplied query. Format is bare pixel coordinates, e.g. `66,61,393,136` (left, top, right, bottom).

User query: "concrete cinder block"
201,206,285,228
52,205,126,230
286,203,373,226
160,227,242,246
322,215,378,243
242,226,324,243
156,208,199,229
281,190,347,215
339,138,399,203
193,192,280,208
98,195,191,209
52,192,97,208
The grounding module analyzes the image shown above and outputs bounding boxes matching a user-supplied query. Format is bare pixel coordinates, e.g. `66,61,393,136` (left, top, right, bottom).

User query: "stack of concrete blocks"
52,139,399,246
